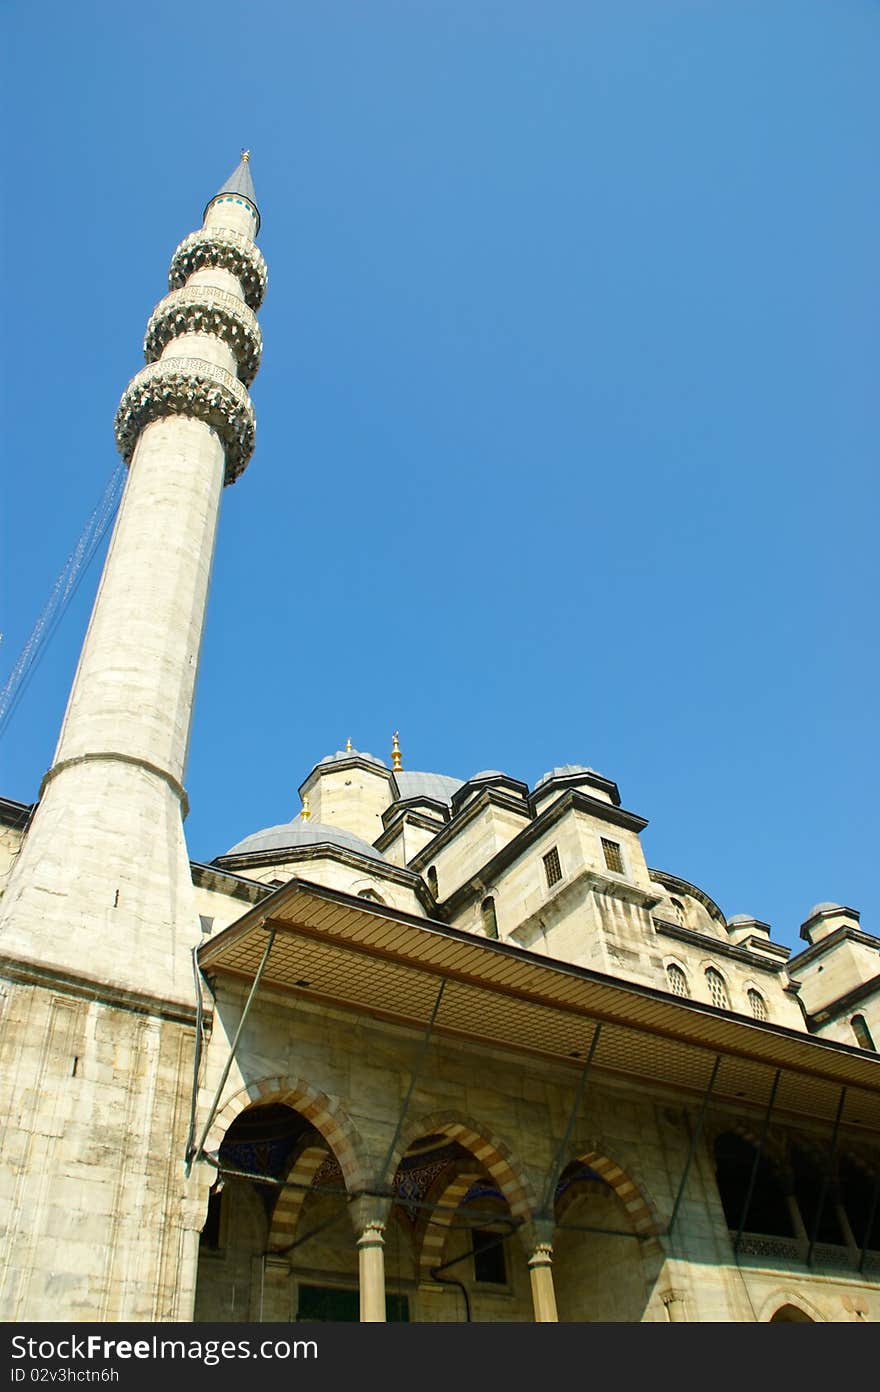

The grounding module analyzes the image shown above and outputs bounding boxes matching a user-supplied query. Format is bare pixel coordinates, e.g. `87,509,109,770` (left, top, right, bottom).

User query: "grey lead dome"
224,817,387,862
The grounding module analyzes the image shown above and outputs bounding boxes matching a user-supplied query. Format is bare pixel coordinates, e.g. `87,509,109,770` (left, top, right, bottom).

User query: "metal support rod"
376,979,446,1186
540,1023,603,1218
806,1085,847,1268
667,1053,722,1236
733,1067,782,1253
188,926,277,1171
857,1171,880,1274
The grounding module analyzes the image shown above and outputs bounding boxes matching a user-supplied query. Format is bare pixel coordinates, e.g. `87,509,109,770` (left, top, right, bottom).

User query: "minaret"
0,154,267,1006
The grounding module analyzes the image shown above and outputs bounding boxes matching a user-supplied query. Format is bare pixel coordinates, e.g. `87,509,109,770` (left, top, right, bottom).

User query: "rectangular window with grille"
543,847,562,887
601,838,624,873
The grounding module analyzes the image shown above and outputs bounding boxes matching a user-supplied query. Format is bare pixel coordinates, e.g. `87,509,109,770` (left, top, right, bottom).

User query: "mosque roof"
392,770,462,805
205,152,260,231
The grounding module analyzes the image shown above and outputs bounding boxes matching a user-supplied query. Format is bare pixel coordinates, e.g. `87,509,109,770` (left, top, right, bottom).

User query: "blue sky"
2,2,878,952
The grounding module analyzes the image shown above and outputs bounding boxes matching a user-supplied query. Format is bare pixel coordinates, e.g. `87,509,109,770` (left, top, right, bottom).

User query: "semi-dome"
222,818,387,863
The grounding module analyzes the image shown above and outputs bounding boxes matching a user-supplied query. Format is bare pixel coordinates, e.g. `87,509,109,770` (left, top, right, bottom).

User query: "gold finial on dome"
241,149,251,163
301,793,311,822
391,731,403,772
345,737,353,752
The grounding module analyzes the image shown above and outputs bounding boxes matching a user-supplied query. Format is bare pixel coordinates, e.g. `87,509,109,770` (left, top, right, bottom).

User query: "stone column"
525,1221,558,1322
350,1198,390,1323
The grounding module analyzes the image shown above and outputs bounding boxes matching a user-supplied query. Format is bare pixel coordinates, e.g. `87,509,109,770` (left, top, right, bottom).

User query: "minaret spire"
204,149,260,232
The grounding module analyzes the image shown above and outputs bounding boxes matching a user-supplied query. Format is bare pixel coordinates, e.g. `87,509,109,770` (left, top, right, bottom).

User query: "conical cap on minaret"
204,150,260,232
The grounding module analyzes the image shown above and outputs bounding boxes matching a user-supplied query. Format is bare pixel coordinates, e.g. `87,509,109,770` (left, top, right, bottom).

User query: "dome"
316,748,387,769
467,770,507,781
535,764,601,789
223,818,387,863
805,902,842,920
727,914,756,926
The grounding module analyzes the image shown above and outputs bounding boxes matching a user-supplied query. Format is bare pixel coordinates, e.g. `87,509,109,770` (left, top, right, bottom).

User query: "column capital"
348,1194,392,1239
521,1217,556,1256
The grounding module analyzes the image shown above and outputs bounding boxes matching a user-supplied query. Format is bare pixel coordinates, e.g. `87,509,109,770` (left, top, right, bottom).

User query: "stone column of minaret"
0,157,265,1320
0,154,266,1007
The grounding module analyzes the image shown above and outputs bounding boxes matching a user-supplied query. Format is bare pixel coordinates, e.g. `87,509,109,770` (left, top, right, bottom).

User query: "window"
670,898,686,927
357,888,385,904
666,963,688,997
601,838,624,873
427,866,438,898
472,1229,507,1285
851,1014,876,1051
748,989,767,1021
543,847,562,887
481,896,498,939
706,968,730,1010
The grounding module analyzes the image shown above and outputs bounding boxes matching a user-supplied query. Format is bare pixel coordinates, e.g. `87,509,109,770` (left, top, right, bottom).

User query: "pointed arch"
759,1290,825,1323
569,1146,661,1237
415,1161,483,1280
266,1142,330,1253
385,1111,539,1225
205,1075,368,1194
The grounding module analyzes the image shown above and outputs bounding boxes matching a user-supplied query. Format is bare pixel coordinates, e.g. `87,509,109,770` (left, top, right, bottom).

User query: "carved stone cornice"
168,228,268,310
115,357,256,483
144,287,262,385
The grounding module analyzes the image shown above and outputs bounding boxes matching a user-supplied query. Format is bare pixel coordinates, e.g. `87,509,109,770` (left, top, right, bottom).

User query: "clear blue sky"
2,2,878,952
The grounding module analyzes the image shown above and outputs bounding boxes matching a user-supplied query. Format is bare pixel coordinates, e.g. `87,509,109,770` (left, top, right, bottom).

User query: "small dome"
727,914,756,926
468,770,507,781
223,818,387,863
391,770,462,805
535,764,600,789
805,902,842,921
317,748,387,769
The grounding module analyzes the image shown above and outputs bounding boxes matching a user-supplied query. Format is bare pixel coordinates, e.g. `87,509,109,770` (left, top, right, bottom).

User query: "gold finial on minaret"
391,731,403,772
301,793,311,821
241,149,251,163
345,738,353,752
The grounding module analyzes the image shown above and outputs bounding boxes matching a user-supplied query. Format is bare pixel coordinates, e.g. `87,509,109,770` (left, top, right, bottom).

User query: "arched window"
357,888,385,905
427,866,438,898
748,989,767,1021
671,898,686,927
481,896,499,940
851,1014,876,1051
666,963,688,997
705,968,729,1010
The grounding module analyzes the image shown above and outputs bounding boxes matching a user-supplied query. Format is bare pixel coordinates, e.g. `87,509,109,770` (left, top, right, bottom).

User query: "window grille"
543,847,562,887
671,898,686,926
601,838,624,873
706,968,730,1010
667,963,688,997
748,989,767,1021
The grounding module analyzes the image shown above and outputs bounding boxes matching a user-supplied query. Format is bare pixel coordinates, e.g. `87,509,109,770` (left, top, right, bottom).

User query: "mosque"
0,157,878,1323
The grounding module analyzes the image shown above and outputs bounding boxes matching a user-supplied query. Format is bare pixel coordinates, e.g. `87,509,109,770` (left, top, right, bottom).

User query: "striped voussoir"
267,1142,331,1253
387,1111,538,1225
205,1075,368,1194
417,1162,483,1280
577,1149,659,1236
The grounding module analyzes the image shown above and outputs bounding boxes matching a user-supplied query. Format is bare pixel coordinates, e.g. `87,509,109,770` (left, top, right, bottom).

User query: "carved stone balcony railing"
169,228,268,311
115,357,255,483
144,286,262,385
733,1232,879,1274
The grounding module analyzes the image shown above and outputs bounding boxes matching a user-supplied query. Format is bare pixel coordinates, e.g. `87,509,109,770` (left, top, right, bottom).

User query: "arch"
385,1111,538,1227
571,1147,661,1237
415,1160,483,1280
758,1289,825,1323
665,960,689,997
266,1141,330,1253
705,965,730,1010
205,1075,368,1194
